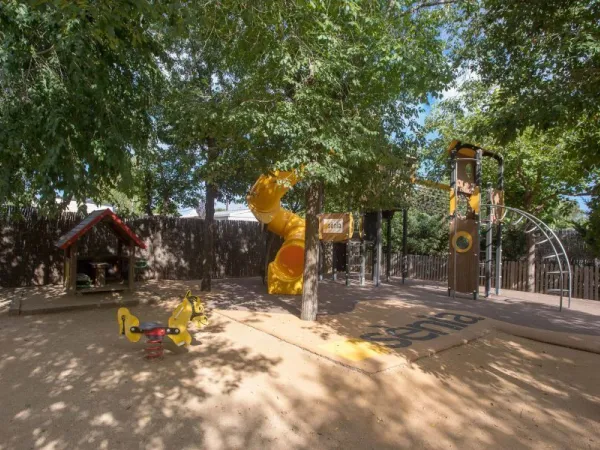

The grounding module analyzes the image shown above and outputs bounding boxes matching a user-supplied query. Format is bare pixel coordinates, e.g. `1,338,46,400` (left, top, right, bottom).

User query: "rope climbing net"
406,184,449,218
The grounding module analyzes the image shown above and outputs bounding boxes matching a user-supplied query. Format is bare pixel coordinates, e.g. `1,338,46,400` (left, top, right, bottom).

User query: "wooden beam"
63,248,69,288
68,243,78,293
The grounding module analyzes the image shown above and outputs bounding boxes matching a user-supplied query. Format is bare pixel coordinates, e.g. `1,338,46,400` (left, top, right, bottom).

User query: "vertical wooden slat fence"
363,250,600,301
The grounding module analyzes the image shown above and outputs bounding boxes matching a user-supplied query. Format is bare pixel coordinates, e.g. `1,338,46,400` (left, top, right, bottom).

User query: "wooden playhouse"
55,209,146,293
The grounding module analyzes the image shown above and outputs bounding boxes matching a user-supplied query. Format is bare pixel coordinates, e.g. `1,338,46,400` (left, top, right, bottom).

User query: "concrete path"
207,277,600,336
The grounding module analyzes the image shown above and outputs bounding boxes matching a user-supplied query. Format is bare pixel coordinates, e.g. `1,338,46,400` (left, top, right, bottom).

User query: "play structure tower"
447,140,504,299
247,171,306,294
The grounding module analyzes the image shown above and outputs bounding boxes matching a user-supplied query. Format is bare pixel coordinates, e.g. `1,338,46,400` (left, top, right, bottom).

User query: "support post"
495,221,503,295
359,238,366,286
67,244,78,293
345,241,350,286
495,157,504,295
473,148,483,300
318,242,324,282
332,244,337,281
449,148,458,297
128,243,135,290
485,185,493,297
117,241,124,281
318,183,324,282
63,249,69,288
386,215,392,282
402,208,408,284
374,210,382,287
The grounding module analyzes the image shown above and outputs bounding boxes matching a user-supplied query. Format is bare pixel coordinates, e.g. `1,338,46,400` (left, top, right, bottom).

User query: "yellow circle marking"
452,231,473,253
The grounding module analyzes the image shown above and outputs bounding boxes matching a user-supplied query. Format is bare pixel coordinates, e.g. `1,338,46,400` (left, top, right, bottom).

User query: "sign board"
318,213,353,242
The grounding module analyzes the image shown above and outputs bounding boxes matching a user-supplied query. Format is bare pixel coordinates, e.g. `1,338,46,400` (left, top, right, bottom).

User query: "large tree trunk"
144,172,153,216
526,231,536,292
201,138,218,292
301,181,321,321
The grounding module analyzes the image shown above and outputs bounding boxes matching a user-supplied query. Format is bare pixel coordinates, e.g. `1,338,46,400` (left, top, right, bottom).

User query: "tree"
199,1,452,318
449,0,600,257
161,1,451,308
423,83,593,291
451,0,600,167
385,210,448,255
164,7,263,291
0,1,178,211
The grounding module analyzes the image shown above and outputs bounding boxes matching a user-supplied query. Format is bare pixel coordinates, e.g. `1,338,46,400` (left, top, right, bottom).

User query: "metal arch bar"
485,204,571,311
505,208,565,310
512,215,525,226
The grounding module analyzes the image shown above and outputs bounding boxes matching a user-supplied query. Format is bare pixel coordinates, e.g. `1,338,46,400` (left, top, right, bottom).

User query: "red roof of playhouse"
56,209,146,250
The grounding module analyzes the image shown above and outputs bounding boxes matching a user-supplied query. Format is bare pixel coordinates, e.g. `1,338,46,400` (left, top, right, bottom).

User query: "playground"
1,277,600,449
2,3,599,448
1,139,599,449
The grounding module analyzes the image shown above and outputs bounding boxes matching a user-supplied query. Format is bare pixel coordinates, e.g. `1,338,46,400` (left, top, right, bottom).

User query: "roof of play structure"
55,209,146,250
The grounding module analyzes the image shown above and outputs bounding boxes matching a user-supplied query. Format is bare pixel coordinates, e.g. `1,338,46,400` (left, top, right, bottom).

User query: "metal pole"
402,208,408,284
318,241,323,282
473,148,482,300
374,209,382,287
345,240,350,286
485,184,493,297
360,238,366,286
449,150,458,298
332,243,337,281
386,215,392,282
495,158,504,295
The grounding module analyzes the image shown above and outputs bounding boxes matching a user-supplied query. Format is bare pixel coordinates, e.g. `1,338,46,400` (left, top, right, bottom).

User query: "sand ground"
1,278,599,449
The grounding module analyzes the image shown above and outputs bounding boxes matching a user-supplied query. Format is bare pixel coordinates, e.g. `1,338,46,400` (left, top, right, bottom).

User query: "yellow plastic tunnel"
247,171,305,295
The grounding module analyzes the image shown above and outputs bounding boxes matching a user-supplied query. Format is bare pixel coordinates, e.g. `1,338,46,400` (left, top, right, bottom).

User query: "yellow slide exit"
247,171,305,295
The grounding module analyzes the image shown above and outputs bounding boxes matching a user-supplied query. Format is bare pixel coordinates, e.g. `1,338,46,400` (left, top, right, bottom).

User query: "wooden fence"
0,210,281,288
1,208,598,300
364,252,599,301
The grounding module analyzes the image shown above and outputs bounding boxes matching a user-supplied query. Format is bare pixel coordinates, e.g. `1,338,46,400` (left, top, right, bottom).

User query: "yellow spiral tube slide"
247,171,305,295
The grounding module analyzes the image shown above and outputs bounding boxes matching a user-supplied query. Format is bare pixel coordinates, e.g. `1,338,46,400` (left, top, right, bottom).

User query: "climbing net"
405,184,449,217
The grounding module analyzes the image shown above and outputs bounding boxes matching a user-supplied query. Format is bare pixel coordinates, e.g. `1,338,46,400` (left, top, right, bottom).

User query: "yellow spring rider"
117,290,209,359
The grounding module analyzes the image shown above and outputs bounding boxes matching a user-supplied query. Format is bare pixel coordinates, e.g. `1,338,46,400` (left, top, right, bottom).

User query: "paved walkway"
209,277,600,336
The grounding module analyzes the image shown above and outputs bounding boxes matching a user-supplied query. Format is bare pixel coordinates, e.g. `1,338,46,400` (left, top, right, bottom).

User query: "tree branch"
403,0,459,15
35,45,55,56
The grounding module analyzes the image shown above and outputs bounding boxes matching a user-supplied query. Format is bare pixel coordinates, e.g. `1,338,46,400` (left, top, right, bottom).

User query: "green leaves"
1,0,453,215
0,0,177,211
423,80,594,225
450,0,600,169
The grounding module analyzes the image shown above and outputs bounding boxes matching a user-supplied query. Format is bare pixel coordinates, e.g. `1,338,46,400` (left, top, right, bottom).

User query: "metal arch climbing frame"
483,204,572,311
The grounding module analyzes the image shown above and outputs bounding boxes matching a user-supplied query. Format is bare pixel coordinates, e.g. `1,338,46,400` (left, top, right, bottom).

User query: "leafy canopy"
180,1,452,209
423,82,593,224
0,0,178,210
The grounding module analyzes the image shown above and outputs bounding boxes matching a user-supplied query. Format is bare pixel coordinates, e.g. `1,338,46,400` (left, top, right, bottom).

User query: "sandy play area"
1,277,599,449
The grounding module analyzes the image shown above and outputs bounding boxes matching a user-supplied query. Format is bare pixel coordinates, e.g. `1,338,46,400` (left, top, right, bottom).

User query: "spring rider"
117,290,209,359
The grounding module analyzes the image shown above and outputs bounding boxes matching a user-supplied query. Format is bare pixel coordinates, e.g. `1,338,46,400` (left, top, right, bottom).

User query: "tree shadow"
1,285,599,449
0,301,281,450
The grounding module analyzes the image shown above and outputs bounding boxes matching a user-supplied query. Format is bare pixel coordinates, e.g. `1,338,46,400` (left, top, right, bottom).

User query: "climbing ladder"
482,204,572,311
